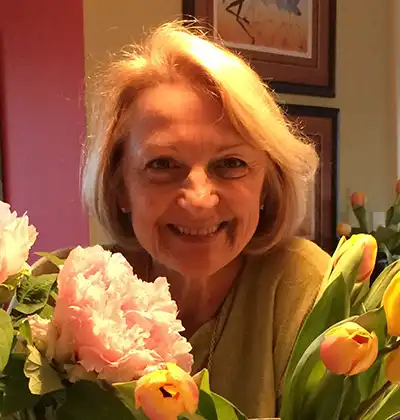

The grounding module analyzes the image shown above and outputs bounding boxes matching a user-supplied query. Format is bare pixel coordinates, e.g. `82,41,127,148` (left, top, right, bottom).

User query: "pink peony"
0,201,37,283
28,315,51,353
42,245,193,383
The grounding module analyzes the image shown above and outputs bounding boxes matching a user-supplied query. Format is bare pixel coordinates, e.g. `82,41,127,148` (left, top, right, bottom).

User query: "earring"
121,207,129,214
260,203,264,211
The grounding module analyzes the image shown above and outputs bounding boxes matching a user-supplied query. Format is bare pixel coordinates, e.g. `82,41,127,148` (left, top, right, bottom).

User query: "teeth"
174,224,221,236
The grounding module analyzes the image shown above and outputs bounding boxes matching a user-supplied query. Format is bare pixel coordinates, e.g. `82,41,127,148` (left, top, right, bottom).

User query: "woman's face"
121,83,267,277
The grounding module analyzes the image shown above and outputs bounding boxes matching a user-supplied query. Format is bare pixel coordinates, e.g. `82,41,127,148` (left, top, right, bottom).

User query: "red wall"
0,0,89,255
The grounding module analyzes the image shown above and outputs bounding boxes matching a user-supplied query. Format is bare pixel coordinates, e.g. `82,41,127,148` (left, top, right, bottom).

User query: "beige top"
32,237,330,418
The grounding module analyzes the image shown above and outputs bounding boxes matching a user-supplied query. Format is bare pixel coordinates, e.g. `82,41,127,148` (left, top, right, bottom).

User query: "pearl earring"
260,203,264,211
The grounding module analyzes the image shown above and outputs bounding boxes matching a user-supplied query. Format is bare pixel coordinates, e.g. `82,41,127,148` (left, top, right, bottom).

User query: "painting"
182,0,336,97
283,104,339,253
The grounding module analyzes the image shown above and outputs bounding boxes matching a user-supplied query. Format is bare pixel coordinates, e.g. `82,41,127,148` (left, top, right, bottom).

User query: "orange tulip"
383,272,400,336
320,322,378,375
337,223,351,237
135,363,199,420
333,234,377,282
385,347,400,384
351,192,366,207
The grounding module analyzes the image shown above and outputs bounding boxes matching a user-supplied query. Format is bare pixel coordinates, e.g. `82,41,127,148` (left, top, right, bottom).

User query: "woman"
35,22,330,418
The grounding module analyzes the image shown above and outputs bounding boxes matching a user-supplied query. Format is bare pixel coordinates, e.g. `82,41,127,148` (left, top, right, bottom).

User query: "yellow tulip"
337,223,351,237
383,272,400,336
320,322,378,375
135,363,199,420
385,346,400,384
333,234,377,282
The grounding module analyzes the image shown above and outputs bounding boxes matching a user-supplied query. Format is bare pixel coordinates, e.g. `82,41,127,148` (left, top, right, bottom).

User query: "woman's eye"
147,158,178,170
212,158,248,178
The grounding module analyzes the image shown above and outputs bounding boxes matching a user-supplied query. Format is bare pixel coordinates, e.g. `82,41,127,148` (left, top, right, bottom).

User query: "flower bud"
337,223,351,237
320,322,378,375
351,192,366,207
135,363,199,420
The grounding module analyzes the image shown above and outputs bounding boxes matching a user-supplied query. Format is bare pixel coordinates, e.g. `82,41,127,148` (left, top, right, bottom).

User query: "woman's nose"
177,166,219,213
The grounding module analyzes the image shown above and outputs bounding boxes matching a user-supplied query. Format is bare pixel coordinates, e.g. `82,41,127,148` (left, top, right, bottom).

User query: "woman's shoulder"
246,237,331,285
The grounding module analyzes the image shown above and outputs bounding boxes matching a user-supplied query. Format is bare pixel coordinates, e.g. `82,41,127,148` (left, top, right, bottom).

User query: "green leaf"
56,380,136,420
15,274,57,315
35,252,64,269
350,281,371,315
302,371,347,420
38,304,54,320
386,201,400,227
339,376,362,418
359,384,400,420
0,309,13,372
193,369,211,393
282,275,350,394
24,346,64,395
0,353,40,415
374,226,400,253
113,381,137,412
364,259,400,311
196,390,218,420
210,392,246,420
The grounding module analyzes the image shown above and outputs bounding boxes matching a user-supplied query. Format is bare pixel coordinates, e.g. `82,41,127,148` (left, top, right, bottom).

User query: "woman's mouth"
168,221,229,237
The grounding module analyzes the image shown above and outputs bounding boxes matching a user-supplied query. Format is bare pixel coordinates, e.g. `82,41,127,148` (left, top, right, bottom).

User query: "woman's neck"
150,255,244,338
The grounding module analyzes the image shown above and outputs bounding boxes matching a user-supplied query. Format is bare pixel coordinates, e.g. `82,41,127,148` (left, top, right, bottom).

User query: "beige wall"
83,0,182,244
83,0,398,244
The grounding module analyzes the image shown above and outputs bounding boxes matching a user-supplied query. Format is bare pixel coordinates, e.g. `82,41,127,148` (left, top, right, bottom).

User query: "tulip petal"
385,347,400,384
320,335,358,375
383,273,400,336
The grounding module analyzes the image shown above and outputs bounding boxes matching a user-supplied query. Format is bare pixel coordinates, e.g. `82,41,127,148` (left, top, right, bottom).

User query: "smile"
168,222,228,236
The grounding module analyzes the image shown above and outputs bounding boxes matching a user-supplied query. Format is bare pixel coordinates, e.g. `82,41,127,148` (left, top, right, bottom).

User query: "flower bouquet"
0,201,246,420
280,234,400,420
337,181,400,266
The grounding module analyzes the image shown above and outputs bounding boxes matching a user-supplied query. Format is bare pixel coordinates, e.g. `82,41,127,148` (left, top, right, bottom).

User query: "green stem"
353,381,393,420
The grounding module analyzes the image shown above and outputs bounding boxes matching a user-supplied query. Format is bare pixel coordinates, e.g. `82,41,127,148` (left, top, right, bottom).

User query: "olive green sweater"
32,237,330,418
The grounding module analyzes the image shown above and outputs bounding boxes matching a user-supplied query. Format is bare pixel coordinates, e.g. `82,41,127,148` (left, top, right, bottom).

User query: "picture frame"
182,0,336,97
282,104,339,253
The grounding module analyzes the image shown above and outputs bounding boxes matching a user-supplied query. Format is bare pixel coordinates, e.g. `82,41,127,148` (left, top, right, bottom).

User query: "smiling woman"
34,20,331,418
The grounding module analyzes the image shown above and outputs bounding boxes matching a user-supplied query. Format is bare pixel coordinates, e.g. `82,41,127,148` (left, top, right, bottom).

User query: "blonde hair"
82,21,319,255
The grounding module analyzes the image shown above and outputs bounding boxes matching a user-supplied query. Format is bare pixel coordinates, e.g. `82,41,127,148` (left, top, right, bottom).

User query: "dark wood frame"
182,0,336,97
282,104,339,253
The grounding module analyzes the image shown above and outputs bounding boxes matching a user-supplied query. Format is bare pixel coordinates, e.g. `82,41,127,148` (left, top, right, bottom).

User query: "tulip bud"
337,223,351,237
333,234,377,282
383,272,400,336
320,322,378,376
135,363,199,420
351,192,366,207
385,346,400,384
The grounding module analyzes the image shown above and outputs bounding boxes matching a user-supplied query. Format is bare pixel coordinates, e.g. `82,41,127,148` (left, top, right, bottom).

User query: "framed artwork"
282,104,339,253
182,0,336,97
